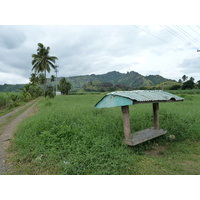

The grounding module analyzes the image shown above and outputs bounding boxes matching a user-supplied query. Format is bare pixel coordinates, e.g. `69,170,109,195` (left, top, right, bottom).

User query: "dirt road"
0,99,39,175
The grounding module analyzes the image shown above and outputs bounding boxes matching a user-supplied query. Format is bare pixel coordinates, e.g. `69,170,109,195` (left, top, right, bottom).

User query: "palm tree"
38,73,46,94
31,43,58,92
20,84,32,101
30,73,39,84
51,75,55,93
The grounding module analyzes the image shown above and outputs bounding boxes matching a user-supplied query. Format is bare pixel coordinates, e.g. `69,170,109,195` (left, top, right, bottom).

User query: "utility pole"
55,65,59,94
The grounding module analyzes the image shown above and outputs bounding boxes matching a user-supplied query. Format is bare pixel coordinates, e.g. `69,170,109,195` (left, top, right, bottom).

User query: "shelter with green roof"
95,90,184,146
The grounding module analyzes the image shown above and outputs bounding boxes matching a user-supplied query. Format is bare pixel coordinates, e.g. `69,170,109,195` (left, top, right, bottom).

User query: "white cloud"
0,72,29,84
0,25,200,84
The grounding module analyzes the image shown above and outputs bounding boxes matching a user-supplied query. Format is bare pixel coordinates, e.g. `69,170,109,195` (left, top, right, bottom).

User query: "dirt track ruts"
0,99,39,175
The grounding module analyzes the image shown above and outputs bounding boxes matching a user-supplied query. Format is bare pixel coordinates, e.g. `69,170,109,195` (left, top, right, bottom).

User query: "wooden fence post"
153,103,159,130
121,105,131,140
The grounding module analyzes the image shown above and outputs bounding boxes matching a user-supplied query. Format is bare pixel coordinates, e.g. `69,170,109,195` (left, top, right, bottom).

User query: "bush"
170,85,181,90
45,86,55,98
182,80,195,90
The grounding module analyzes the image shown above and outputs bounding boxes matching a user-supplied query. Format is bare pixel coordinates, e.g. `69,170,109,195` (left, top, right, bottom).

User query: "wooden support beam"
121,105,131,140
153,103,159,130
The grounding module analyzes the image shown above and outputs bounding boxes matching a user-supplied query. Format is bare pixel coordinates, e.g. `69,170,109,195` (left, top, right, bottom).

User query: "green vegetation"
2,72,200,94
79,80,131,92
0,92,31,117
142,75,200,91
168,89,200,95
20,84,42,101
59,78,71,95
0,83,41,115
141,81,182,90
0,92,24,113
31,43,58,95
0,84,25,92
0,100,36,128
1,43,59,115
8,93,200,175
145,75,173,85
62,71,175,91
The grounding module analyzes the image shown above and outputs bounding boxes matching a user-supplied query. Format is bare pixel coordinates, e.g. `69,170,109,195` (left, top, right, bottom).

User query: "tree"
51,75,55,93
182,75,188,82
182,78,195,90
196,80,200,89
30,73,39,84
51,75,55,82
189,77,195,82
38,73,46,94
31,43,58,93
20,83,42,101
178,79,182,83
45,86,55,98
59,78,71,95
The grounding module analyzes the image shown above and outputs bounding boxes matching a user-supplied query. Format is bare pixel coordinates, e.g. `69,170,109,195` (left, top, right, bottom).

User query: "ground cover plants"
0,83,41,116
0,93,25,116
0,93,18,109
8,93,200,175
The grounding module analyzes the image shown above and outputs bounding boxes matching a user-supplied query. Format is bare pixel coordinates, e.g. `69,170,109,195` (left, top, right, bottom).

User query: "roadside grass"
0,92,27,117
0,100,38,135
8,94,200,175
131,140,200,175
169,89,200,94
0,102,26,117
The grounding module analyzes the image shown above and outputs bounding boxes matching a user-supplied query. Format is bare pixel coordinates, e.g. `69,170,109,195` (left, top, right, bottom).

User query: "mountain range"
0,71,176,92
64,71,176,91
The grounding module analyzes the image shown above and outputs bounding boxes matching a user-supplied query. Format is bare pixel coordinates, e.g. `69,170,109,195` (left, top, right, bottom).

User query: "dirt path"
0,100,37,125
0,99,39,175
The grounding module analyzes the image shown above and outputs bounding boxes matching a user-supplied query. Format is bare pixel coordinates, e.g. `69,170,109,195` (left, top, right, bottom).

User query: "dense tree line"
170,75,200,90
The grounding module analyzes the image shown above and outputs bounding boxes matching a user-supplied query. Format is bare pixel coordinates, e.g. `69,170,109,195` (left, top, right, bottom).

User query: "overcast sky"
1,25,200,84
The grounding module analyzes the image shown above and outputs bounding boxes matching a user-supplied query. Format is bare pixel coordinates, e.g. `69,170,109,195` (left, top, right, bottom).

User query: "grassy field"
168,89,200,94
8,93,200,174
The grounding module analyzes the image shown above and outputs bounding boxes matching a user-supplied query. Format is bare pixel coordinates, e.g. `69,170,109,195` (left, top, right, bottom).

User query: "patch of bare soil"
145,144,166,157
0,100,39,175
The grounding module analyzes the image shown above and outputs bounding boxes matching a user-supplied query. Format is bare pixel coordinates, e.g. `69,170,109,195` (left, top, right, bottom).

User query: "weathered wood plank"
121,105,131,140
123,127,167,146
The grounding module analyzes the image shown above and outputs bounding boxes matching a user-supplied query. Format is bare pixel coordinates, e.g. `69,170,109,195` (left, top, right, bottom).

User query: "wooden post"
121,105,131,140
153,103,159,130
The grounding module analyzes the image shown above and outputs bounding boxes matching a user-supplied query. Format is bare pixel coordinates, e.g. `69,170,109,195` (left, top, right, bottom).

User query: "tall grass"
9,94,200,174
168,89,200,94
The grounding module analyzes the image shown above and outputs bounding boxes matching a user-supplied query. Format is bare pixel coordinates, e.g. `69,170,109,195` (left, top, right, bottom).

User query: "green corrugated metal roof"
95,90,184,108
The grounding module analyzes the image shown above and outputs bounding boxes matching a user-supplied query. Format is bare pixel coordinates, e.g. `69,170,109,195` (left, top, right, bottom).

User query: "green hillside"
64,71,176,91
143,81,182,90
0,84,25,92
79,80,132,92
0,71,176,93
145,75,175,85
